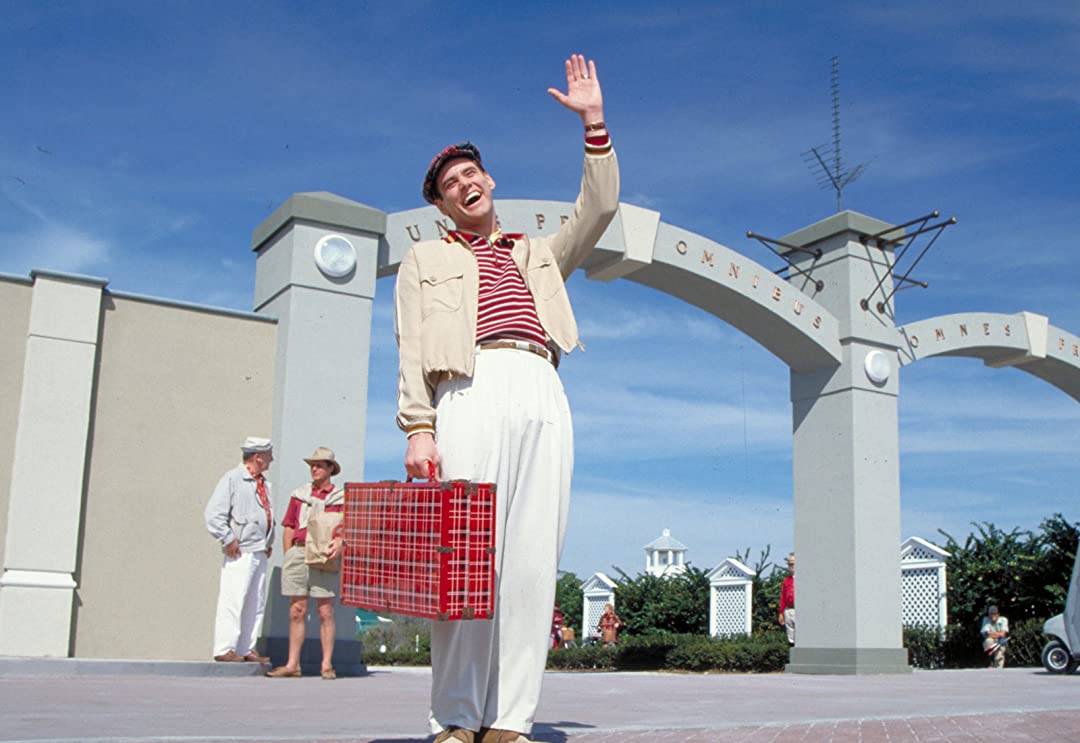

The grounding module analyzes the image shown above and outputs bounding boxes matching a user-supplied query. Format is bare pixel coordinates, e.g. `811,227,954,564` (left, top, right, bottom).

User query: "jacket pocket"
421,268,465,317
528,258,564,300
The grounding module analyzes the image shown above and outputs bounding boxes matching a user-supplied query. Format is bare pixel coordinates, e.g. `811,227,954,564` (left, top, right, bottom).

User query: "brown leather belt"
477,340,559,369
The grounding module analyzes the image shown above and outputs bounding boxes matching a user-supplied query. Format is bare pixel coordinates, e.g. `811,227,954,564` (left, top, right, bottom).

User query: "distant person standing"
204,437,275,662
779,553,795,645
598,603,624,646
266,447,345,680
981,605,1010,668
550,602,565,650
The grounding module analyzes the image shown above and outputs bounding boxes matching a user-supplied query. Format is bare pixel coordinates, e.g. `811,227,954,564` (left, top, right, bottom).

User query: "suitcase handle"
406,460,439,483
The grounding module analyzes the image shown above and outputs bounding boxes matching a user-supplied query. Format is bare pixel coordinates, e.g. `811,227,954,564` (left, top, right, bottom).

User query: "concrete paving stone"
3,662,1080,742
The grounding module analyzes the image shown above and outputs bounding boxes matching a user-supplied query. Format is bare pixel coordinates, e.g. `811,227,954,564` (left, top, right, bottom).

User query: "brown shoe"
265,665,302,678
478,730,530,743
213,650,244,662
433,727,475,743
243,651,270,663
321,667,337,680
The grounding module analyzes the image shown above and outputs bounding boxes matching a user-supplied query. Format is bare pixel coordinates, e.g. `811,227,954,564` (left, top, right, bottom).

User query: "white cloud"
0,222,110,276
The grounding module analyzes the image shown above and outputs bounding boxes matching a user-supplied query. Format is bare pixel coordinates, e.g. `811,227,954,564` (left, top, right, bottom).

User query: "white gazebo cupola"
644,528,688,578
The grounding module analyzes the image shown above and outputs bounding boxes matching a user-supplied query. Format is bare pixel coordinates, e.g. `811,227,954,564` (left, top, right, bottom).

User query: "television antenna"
802,56,869,211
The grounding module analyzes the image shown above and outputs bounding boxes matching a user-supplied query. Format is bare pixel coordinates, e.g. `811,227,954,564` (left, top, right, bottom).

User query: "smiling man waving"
393,54,619,743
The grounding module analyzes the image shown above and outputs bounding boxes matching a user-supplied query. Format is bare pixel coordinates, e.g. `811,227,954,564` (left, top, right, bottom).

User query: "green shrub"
903,625,947,669
612,568,711,636
939,515,1078,630
547,633,788,673
903,619,1048,669
1008,617,1048,667
666,634,788,673
360,613,431,655
363,647,431,665
546,644,616,670
613,633,698,670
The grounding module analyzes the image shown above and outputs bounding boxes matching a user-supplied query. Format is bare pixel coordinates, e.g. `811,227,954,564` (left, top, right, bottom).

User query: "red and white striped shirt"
447,230,548,347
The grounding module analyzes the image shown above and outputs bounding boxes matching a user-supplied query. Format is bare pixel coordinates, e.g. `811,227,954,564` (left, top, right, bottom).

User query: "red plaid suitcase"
340,475,497,621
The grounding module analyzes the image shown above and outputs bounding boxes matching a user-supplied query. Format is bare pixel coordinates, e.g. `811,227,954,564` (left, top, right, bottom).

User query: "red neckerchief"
246,463,272,531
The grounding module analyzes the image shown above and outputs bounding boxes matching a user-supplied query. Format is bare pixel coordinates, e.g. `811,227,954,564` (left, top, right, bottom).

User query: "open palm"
548,54,603,122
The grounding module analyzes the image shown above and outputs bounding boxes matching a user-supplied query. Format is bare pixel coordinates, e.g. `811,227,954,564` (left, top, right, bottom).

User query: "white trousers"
428,348,573,735
212,550,269,656
784,607,796,645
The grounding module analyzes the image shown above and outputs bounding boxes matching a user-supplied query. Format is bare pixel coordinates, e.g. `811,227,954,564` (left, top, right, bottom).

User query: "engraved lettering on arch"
935,328,945,341
406,224,422,242
675,240,688,255
728,262,740,279
535,213,546,230
1059,337,1067,351
959,324,968,337
435,219,452,238
560,215,569,225
812,316,822,329
1004,324,1011,336
792,300,803,316
771,286,782,302
909,335,920,348
701,250,714,267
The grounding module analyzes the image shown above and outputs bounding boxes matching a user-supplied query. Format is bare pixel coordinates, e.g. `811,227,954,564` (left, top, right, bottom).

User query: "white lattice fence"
583,593,612,639
707,558,755,636
902,566,943,627
900,537,949,628
711,584,751,636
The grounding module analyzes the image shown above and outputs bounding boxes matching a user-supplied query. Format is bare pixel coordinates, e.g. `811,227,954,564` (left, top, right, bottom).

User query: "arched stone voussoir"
379,200,842,373
606,221,841,373
897,311,1080,403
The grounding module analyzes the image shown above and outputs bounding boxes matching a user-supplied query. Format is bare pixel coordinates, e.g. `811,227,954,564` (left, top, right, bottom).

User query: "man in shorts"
266,447,345,679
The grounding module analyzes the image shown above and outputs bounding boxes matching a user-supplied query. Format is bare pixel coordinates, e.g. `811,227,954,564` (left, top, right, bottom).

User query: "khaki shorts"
280,544,338,598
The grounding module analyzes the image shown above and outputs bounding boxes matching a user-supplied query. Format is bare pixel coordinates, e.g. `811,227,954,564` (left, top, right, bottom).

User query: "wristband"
584,120,606,132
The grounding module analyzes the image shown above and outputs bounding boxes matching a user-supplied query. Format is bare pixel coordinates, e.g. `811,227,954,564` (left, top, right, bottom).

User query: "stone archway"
898,311,1080,401
253,191,1080,674
381,200,841,373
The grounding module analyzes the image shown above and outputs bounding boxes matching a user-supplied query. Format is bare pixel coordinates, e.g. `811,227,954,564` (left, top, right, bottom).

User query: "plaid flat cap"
423,141,483,204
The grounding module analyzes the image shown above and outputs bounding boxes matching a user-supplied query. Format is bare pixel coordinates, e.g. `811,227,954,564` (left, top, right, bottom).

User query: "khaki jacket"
289,483,345,532
394,148,619,435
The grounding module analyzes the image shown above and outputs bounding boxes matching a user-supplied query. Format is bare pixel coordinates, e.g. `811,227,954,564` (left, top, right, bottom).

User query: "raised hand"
547,53,604,125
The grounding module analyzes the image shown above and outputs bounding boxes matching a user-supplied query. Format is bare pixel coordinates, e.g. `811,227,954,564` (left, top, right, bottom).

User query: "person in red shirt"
779,553,796,645
266,447,345,679
550,603,565,650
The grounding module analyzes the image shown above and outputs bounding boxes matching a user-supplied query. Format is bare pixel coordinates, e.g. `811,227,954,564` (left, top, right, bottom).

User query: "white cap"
241,436,272,453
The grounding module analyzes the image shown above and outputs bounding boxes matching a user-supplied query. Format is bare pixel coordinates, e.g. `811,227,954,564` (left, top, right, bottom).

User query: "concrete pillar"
783,212,910,674
0,271,106,656
252,191,386,675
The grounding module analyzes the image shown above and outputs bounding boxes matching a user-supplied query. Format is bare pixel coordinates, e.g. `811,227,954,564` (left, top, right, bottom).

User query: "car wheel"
1042,639,1074,674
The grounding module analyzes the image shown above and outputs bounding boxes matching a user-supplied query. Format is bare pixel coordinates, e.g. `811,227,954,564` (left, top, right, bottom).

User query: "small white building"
706,558,756,636
644,528,688,578
900,536,950,629
581,572,617,639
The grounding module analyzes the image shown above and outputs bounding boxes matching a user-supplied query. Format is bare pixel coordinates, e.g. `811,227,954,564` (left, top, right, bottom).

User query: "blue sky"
3,1,1079,579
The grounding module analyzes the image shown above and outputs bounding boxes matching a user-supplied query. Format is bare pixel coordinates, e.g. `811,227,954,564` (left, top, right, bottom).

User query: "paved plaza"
2,659,1080,742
